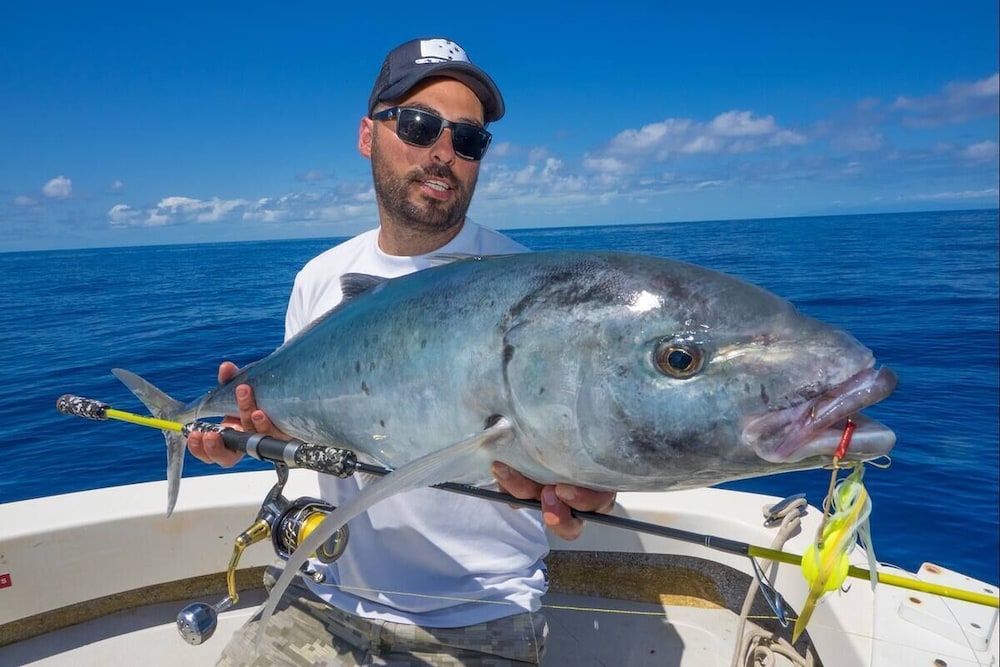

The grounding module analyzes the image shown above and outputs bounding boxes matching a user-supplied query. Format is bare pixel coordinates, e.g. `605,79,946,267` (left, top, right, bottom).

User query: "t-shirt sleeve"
284,272,307,343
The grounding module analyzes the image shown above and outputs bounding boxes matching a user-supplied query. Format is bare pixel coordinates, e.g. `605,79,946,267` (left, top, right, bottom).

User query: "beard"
370,132,479,234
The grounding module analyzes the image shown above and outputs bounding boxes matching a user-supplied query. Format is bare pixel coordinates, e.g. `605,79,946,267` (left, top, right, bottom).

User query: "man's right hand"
186,361,286,467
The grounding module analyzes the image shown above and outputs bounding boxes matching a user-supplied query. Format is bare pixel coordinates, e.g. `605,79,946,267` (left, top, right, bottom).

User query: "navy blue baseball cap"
368,38,504,123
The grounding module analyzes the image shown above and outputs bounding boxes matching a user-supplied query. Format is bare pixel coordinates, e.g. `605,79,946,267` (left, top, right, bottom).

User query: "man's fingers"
187,429,210,464
203,430,243,467
214,362,289,439
554,485,617,514
217,361,239,384
186,363,248,468
491,463,543,500
188,428,243,467
250,409,279,435
235,385,257,431
491,463,618,541
541,487,584,541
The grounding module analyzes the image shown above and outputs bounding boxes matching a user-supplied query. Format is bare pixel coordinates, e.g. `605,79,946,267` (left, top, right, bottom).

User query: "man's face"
364,78,484,234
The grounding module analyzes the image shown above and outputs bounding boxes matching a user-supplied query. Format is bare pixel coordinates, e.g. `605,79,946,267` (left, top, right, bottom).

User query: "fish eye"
654,342,704,378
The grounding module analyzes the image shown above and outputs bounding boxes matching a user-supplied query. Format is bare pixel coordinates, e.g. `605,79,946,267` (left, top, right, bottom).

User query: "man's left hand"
491,463,617,541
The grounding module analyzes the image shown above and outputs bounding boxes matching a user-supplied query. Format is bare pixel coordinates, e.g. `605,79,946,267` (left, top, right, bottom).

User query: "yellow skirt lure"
793,461,878,643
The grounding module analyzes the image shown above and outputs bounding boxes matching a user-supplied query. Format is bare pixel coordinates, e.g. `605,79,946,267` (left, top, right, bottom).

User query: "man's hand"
186,361,287,467
491,462,617,541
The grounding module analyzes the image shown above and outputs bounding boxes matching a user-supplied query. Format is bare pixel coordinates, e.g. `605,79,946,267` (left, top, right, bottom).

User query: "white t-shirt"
285,221,549,627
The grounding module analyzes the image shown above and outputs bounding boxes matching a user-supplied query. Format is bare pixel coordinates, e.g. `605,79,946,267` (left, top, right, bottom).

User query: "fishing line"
294,579,994,665
55,394,1000,610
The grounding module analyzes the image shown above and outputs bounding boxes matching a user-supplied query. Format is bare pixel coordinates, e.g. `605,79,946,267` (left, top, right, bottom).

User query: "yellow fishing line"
105,408,183,432
744,544,997,607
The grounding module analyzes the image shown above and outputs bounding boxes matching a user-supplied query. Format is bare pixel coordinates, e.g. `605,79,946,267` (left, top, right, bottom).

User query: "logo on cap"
415,39,471,65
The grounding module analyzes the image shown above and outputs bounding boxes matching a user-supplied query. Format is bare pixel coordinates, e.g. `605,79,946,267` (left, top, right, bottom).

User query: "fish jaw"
745,366,898,463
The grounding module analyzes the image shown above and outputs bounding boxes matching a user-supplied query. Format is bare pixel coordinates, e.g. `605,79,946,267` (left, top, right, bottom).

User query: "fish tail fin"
111,368,189,517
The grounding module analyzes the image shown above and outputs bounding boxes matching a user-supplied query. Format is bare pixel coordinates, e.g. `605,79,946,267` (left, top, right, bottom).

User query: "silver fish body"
115,251,896,512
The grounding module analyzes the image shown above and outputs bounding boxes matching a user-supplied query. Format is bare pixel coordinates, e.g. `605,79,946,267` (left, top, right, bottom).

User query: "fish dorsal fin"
426,252,482,266
340,273,388,302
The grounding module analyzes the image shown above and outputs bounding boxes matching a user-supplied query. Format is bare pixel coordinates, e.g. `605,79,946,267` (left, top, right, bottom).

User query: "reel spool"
272,497,349,564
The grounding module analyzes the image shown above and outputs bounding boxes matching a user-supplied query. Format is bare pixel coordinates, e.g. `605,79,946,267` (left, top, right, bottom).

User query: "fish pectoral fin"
256,418,516,647
463,416,517,484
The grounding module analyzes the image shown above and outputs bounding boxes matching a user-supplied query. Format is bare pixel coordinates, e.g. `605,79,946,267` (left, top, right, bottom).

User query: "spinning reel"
175,462,349,645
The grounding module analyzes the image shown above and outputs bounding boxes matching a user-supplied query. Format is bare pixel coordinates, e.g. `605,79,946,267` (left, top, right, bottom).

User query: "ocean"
1,209,997,586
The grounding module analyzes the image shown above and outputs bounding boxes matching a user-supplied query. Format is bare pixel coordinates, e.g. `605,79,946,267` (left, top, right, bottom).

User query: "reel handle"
176,596,234,645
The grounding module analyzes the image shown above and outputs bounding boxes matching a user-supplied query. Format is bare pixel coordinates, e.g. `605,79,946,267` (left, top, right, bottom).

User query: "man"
189,37,616,666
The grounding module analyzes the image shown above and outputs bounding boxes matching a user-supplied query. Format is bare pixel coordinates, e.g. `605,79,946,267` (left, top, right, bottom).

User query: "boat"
1,466,997,666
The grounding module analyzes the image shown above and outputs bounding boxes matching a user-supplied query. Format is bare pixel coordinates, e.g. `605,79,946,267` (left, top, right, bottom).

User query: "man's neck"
377,219,465,257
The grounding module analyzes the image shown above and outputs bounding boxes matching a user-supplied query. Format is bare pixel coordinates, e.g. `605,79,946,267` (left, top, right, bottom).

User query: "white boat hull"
1,470,996,666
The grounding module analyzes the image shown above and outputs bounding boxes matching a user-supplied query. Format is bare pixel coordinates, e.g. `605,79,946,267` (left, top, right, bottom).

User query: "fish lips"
746,365,899,463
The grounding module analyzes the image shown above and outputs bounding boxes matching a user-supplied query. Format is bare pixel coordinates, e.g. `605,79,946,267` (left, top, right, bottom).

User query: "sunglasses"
371,107,492,161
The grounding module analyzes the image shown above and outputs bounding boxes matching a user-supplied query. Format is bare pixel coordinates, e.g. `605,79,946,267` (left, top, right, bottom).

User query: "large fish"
113,250,897,634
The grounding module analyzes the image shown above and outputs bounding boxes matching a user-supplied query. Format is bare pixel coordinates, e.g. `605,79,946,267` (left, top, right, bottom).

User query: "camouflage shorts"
216,566,547,666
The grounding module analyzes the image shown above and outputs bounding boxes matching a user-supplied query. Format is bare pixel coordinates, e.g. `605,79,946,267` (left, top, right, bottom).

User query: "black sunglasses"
371,107,492,161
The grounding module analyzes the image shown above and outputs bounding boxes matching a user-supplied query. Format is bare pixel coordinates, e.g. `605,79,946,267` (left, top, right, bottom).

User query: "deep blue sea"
1,210,997,586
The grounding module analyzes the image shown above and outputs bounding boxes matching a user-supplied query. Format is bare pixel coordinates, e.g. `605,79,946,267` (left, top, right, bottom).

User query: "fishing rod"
56,394,1000,610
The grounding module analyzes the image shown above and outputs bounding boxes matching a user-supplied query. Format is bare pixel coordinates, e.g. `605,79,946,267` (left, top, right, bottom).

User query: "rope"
731,497,813,667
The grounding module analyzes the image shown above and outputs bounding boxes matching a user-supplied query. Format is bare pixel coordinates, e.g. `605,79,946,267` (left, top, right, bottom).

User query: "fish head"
503,253,897,490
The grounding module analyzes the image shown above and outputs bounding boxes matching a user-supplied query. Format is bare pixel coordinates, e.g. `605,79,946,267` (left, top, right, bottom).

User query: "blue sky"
2,2,997,252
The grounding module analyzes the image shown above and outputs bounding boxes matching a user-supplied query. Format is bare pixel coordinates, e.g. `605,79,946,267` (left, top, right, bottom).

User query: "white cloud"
681,135,723,155
243,193,315,223
296,169,330,183
829,127,886,153
841,161,865,175
607,118,688,155
108,187,380,229
490,141,514,158
108,203,144,226
891,73,999,126
709,111,778,136
527,147,549,163
582,156,630,175
111,179,125,192
13,195,38,206
599,111,805,163
108,196,247,227
479,158,590,202
164,196,247,222
42,175,72,199
960,140,999,162
905,188,1000,201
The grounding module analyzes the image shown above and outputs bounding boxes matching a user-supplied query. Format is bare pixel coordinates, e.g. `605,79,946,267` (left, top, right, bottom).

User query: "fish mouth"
746,366,898,463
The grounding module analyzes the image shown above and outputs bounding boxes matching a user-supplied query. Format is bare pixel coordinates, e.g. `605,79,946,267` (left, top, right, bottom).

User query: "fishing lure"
792,421,878,643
